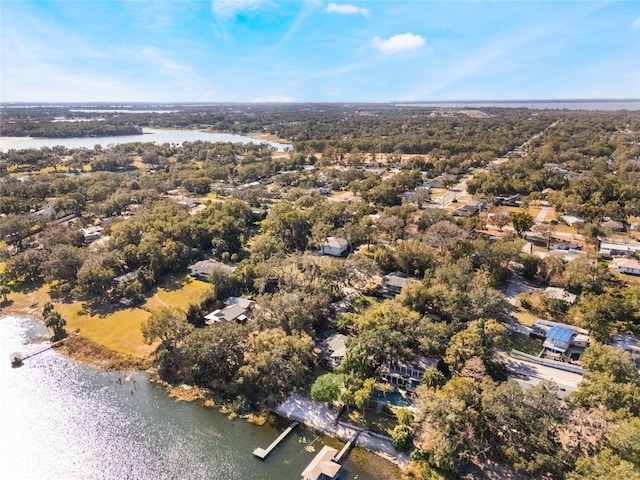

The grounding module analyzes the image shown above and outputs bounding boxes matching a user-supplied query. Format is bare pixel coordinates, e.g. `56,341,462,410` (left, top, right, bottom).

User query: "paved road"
535,206,550,224
498,353,583,398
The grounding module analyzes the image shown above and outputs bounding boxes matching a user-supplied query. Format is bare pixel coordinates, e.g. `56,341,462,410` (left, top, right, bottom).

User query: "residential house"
82,226,103,243
381,272,420,298
600,220,625,232
560,215,585,226
496,194,523,207
531,319,590,361
599,240,640,258
188,259,235,281
113,270,139,284
378,356,438,392
322,237,349,257
453,203,479,217
550,240,581,251
544,287,578,304
609,332,640,368
322,333,347,368
301,446,341,480
613,258,640,276
204,296,255,325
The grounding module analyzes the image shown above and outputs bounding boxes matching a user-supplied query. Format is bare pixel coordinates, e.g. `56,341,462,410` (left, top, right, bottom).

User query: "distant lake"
396,99,640,110
0,128,292,152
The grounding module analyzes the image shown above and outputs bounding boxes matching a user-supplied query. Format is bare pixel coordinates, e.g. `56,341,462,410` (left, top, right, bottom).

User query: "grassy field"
508,332,543,355
143,273,212,312
56,302,153,358
1,272,212,359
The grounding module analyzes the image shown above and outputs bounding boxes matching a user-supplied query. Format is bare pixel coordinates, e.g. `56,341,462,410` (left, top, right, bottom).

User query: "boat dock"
10,332,78,367
253,421,298,459
333,431,360,462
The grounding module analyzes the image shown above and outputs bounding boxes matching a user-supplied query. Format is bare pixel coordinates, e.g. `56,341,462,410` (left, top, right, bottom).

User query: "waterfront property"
204,296,255,324
301,445,342,480
321,333,347,368
378,356,437,392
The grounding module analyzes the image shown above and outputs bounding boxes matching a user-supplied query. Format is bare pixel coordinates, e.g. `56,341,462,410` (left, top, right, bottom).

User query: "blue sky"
1,1,639,102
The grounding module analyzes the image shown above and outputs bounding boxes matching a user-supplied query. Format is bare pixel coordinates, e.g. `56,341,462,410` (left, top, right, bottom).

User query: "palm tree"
0,285,9,304
45,310,66,340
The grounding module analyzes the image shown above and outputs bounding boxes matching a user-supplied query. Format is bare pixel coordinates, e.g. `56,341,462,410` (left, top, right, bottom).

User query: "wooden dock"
333,431,360,462
253,421,298,459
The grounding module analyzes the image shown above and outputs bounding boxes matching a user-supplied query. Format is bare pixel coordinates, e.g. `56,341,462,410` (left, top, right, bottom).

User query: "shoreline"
1,310,407,474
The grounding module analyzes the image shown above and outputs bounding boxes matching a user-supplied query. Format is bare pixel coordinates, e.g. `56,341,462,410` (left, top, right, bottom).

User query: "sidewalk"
275,392,410,468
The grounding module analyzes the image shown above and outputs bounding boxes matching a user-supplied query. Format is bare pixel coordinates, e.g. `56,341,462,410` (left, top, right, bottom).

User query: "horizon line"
1,98,639,106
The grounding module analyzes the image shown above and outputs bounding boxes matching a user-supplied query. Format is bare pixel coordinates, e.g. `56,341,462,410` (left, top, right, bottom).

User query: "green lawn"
508,332,543,355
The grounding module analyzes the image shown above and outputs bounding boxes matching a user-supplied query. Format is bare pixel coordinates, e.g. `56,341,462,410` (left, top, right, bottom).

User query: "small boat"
11,353,23,368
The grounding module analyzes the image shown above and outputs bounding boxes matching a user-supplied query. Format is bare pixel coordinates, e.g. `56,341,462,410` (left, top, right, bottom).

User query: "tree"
413,377,484,474
141,307,193,350
237,328,314,405
492,209,510,231
576,293,631,342
444,320,505,373
392,424,414,451
179,321,247,395
567,448,640,480
482,380,568,477
0,284,9,303
44,309,66,340
421,366,446,389
572,343,640,415
310,373,345,407
510,212,534,237
425,220,465,252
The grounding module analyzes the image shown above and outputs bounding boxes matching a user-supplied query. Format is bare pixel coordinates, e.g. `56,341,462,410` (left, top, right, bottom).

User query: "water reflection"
0,315,399,479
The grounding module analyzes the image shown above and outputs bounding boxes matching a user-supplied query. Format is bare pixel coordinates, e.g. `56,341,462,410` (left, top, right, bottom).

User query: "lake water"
0,128,292,152
0,314,399,480
396,99,640,110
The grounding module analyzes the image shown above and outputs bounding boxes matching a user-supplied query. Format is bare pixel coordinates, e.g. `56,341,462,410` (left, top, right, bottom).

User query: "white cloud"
370,33,425,55
252,94,295,102
633,18,640,30
211,0,269,19
326,3,370,19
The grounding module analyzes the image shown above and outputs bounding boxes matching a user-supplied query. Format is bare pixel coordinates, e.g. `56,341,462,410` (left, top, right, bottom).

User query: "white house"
82,226,103,243
189,259,235,281
322,333,347,368
205,297,255,325
301,446,341,480
609,332,640,368
612,257,640,276
322,237,349,257
599,241,640,258
544,287,578,304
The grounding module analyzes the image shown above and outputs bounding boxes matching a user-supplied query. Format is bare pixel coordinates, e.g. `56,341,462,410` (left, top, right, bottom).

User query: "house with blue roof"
532,319,590,361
